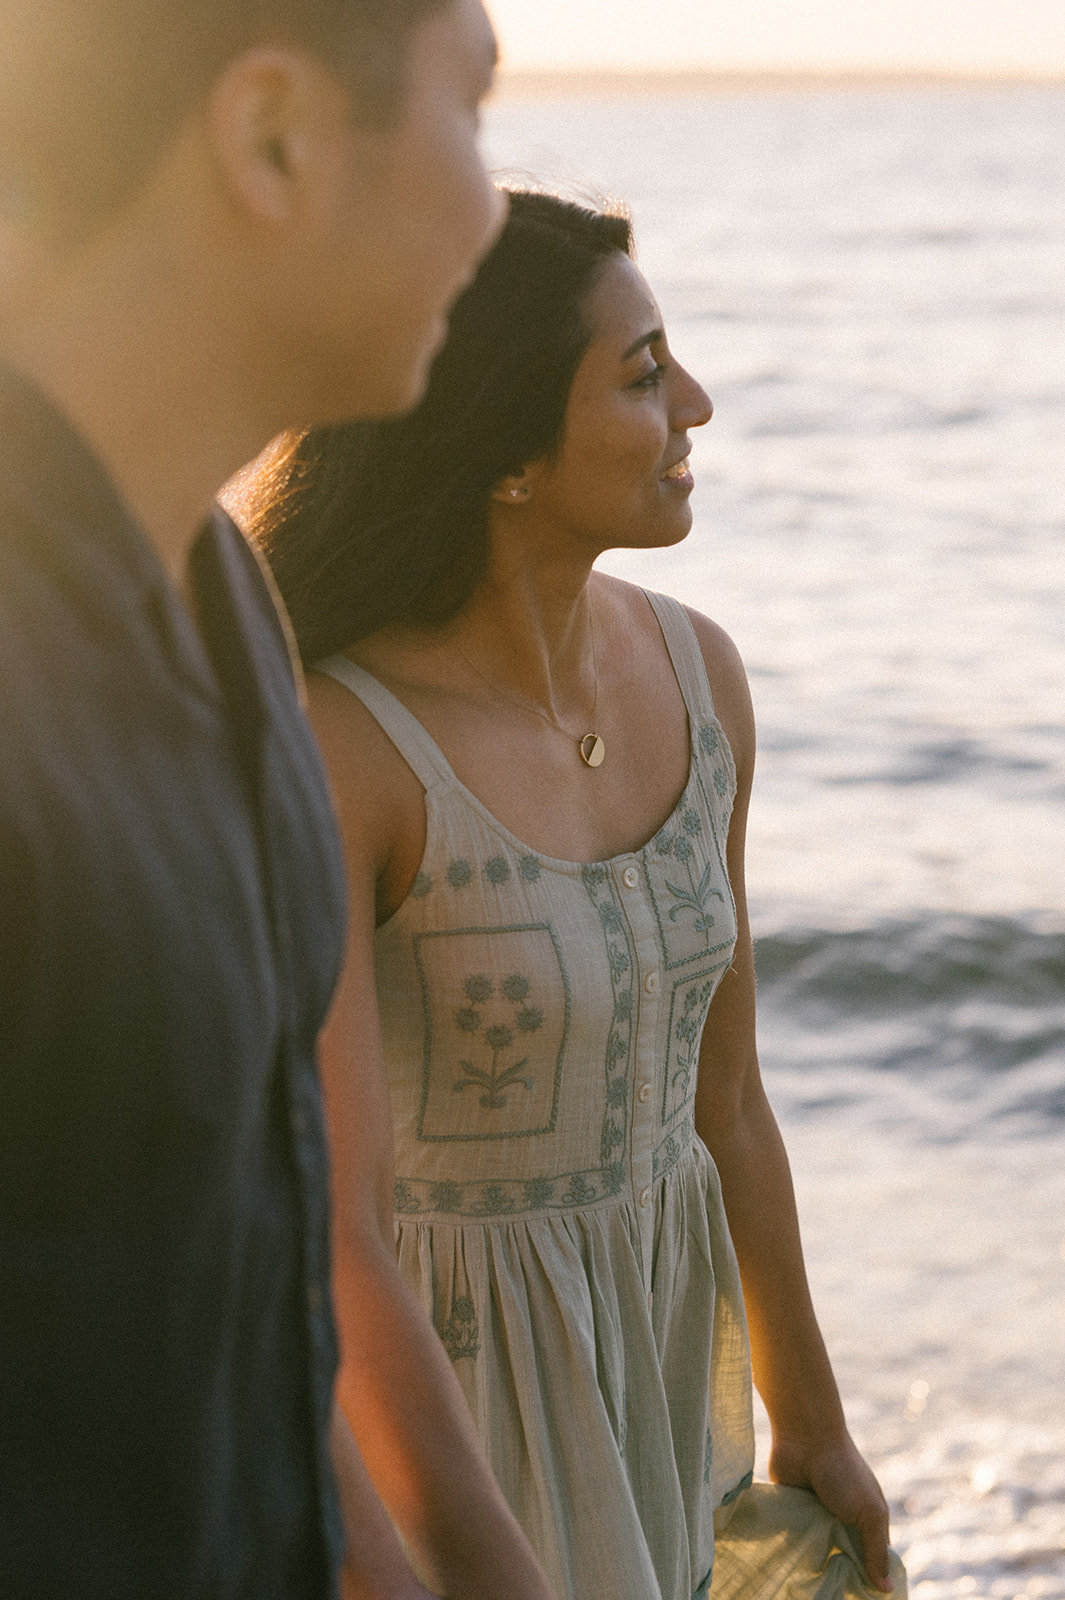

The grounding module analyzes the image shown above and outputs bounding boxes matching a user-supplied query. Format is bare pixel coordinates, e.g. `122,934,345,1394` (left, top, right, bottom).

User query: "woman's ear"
490,472,532,506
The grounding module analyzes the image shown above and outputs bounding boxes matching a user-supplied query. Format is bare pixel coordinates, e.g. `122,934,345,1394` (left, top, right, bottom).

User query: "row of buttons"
621,858,657,1309
619,862,658,994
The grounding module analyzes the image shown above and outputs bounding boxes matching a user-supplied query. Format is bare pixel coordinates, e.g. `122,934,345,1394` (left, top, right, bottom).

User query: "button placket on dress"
612,855,660,1299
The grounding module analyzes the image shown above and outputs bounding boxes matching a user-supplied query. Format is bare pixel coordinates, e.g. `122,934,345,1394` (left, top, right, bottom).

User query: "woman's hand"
769,1430,893,1593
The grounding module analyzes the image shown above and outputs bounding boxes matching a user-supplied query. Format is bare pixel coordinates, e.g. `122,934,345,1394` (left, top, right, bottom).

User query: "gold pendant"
580,733,605,768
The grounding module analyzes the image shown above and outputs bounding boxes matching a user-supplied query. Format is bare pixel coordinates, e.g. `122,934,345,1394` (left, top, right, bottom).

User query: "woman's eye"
633,364,667,389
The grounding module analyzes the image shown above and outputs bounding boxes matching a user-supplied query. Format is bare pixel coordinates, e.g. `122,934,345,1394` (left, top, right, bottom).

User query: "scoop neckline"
328,587,731,874
419,712,703,874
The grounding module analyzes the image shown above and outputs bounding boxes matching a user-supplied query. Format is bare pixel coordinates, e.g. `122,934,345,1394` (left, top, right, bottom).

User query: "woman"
241,190,904,1600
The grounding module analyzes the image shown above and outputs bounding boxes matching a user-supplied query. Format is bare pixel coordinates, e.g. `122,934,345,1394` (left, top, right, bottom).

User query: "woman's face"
524,253,713,552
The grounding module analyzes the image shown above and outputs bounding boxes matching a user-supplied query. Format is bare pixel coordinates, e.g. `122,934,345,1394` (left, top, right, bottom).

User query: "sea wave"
753,914,1065,1135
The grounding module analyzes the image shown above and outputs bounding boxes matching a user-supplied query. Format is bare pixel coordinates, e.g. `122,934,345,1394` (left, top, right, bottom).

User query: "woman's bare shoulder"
305,666,425,876
594,575,755,780
596,574,745,673
679,600,756,781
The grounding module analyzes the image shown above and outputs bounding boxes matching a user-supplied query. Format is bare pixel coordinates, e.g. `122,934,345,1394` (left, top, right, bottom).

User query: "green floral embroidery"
602,1162,625,1195
640,765,737,974
653,1133,681,1179
579,863,636,1207
699,725,719,756
413,920,568,1160
429,1180,464,1212
394,1180,420,1213
519,854,542,881
447,859,473,888
440,1297,480,1361
653,1113,694,1180
410,871,434,899
713,767,729,797
454,1038,532,1108
600,1119,624,1159
479,1182,516,1213
673,978,715,1098
484,855,511,885
452,972,542,1108
665,861,725,932
524,1176,555,1208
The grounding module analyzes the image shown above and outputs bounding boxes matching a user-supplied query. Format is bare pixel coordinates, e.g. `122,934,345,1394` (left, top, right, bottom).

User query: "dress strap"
314,654,454,792
642,589,718,722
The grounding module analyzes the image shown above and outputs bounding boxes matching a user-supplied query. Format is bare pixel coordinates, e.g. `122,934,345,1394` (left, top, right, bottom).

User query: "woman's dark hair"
244,188,634,662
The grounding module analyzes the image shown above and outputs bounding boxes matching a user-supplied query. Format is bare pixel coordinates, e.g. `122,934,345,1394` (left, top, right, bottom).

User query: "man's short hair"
0,0,447,243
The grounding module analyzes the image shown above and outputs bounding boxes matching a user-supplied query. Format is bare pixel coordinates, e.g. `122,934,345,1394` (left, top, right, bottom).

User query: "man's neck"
0,213,275,592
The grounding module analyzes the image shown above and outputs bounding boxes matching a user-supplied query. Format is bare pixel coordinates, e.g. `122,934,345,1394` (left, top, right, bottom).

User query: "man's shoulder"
204,504,307,703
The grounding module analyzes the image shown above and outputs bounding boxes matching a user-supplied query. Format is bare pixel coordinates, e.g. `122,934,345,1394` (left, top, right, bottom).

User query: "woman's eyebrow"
621,328,664,361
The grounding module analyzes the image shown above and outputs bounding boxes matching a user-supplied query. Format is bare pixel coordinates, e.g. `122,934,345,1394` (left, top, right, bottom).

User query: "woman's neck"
441,553,604,724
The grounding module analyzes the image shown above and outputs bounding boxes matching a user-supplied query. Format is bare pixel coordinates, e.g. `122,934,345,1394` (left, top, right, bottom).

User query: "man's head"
0,0,446,243
0,0,505,422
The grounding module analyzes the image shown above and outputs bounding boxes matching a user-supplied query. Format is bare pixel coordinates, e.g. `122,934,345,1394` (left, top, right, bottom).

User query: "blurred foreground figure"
0,3,517,1596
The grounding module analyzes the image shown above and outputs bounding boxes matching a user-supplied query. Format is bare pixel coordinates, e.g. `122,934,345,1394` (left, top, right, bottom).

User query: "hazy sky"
488,0,1065,74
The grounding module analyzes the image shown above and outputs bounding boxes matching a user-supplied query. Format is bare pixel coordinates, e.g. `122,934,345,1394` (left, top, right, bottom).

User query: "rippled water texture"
485,84,1065,1598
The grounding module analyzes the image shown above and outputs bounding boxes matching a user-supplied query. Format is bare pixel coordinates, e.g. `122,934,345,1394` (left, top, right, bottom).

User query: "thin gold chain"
450,606,604,766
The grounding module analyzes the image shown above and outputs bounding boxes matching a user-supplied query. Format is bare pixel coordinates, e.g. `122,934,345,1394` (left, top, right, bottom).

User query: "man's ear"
203,46,352,226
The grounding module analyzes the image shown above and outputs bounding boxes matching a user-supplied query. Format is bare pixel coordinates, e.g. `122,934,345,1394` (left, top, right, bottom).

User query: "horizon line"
493,65,1065,96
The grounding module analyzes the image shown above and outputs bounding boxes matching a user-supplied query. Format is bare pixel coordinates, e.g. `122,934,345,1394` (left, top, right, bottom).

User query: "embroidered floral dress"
319,591,902,1600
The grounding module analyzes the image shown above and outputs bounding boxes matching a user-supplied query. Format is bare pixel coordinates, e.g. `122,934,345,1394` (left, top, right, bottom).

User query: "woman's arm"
329,1402,440,1600
309,675,557,1600
686,613,893,1594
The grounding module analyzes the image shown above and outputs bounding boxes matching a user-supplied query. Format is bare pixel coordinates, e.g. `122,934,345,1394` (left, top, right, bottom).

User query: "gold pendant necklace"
454,607,605,768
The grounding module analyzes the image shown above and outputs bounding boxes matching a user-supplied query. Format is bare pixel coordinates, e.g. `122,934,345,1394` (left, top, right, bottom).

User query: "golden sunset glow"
488,0,1065,75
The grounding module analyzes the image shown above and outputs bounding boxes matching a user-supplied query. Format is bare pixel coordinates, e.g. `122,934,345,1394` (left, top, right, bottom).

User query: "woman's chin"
602,517,694,558
646,509,696,549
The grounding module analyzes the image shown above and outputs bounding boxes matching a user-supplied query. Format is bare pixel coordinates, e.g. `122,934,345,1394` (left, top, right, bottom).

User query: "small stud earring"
510,485,529,501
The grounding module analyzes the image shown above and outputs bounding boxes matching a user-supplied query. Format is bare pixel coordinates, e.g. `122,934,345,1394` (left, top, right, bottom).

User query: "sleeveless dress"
319,590,906,1600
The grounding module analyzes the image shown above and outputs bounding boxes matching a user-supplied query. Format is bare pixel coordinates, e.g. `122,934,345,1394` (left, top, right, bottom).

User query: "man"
0,3,547,1595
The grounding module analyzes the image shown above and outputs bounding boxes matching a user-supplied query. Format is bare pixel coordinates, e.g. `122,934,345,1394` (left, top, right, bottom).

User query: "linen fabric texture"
321,591,747,1599
320,589,907,1600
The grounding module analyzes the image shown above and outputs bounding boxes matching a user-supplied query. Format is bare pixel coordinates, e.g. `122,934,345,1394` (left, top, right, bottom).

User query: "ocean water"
485,83,1065,1598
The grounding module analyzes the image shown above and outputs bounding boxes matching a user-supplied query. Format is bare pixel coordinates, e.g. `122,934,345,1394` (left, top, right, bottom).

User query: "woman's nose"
673,365,713,429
